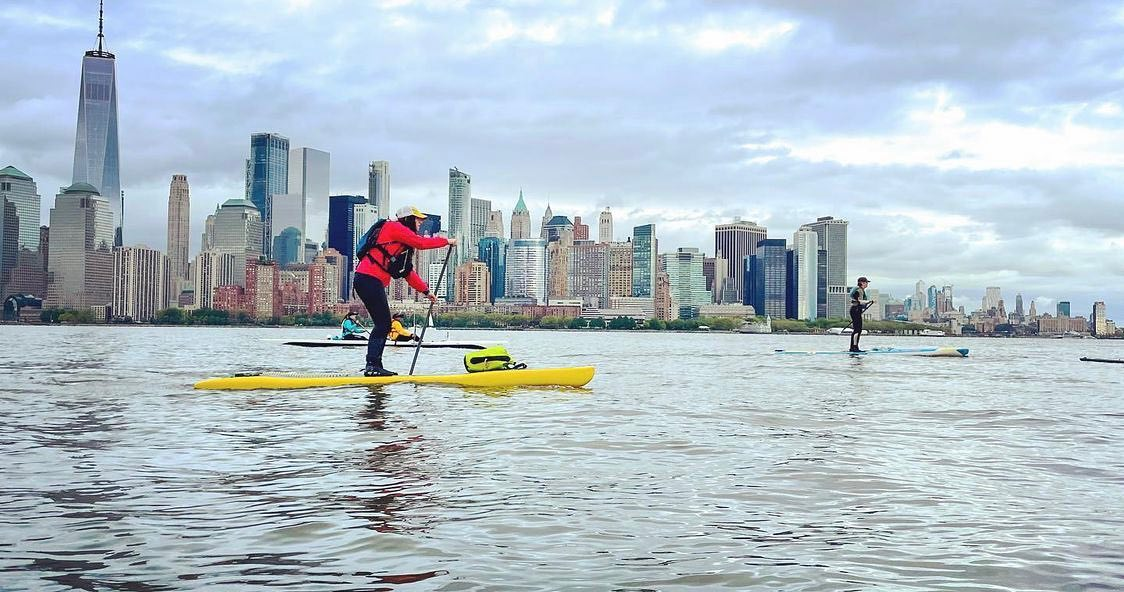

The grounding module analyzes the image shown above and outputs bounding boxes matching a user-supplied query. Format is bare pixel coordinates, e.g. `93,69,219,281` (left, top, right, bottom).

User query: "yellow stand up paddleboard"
195,366,595,391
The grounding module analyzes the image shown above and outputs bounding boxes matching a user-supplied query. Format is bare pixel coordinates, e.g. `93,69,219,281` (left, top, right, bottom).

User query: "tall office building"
46,183,114,309
72,3,121,246
798,216,848,318
1014,293,1024,318
510,190,531,239
540,203,554,240
248,133,289,258
470,197,492,253
0,166,40,249
546,233,573,299
982,287,1002,312
1092,301,1107,336
191,250,237,310
206,199,263,287
448,168,471,253
569,242,609,307
791,230,818,320
715,219,767,304
478,236,506,302
1057,301,1071,317
573,216,589,241
485,210,504,238
112,245,167,321
660,247,711,319
367,160,390,219
505,237,547,304
631,224,656,297
447,168,472,298
1,198,16,290
454,260,490,305
598,208,613,244
607,241,633,298
327,195,375,300
166,175,190,297
542,215,574,243
288,147,330,258
745,239,788,319
244,259,281,319
270,192,304,265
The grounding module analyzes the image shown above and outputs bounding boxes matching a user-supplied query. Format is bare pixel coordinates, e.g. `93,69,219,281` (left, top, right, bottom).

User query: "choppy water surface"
1,325,1122,590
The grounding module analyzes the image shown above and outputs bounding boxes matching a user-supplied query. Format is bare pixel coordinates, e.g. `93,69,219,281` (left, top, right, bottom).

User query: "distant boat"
697,325,711,331
919,329,946,336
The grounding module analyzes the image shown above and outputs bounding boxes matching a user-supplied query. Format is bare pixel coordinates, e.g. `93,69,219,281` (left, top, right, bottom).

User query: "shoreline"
1,322,1112,338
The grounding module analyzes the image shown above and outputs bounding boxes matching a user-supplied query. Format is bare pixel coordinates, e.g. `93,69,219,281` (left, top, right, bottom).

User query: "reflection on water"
1,326,1123,590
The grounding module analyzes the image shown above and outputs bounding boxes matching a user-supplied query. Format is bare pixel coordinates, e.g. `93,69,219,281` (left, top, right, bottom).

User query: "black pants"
850,305,864,349
353,272,390,368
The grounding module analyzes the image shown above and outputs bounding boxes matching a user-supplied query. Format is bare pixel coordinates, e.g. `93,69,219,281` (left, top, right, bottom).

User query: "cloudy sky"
2,0,1123,317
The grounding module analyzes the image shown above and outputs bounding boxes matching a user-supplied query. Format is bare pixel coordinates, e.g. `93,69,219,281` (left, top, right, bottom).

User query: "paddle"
409,246,454,375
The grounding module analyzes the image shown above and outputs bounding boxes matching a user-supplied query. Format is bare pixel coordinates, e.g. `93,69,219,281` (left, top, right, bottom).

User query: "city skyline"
1,1,1122,317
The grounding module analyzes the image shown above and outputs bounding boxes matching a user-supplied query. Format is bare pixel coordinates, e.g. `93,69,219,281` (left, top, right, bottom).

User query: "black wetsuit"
849,286,866,350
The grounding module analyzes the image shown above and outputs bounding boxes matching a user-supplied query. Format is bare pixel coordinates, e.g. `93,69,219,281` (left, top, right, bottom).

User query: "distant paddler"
338,311,368,341
849,276,875,353
389,312,421,343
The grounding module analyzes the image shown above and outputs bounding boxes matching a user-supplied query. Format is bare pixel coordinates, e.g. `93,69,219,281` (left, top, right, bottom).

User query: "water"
1,325,1122,591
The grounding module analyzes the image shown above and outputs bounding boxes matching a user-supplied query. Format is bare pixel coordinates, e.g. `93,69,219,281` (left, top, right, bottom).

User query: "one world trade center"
72,1,122,246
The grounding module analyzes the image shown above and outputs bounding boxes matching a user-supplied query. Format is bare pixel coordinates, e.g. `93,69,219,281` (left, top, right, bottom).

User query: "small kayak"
1080,357,1124,364
282,339,492,349
194,366,596,391
775,346,969,357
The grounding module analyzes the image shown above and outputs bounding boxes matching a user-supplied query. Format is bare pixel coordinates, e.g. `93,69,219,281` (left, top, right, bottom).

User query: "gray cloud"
0,0,1121,317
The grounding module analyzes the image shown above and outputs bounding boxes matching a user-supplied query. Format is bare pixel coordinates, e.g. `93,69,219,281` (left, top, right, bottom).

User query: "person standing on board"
354,206,454,376
339,311,367,340
849,277,875,352
388,312,420,343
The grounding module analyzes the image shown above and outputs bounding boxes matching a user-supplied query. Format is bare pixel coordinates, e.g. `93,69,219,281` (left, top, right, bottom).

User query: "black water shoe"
363,366,398,377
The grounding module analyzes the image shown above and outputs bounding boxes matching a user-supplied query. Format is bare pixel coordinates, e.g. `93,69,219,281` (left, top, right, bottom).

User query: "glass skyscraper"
71,5,122,247
477,236,506,303
631,224,656,297
367,161,390,219
798,216,848,318
327,194,373,300
744,239,787,318
0,166,40,250
249,133,290,259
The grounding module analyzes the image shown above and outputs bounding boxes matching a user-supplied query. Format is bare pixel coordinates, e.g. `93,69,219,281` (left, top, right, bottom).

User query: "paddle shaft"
409,246,454,375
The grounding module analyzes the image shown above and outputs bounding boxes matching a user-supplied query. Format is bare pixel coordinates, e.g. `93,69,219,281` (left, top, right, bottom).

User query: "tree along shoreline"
28,307,936,334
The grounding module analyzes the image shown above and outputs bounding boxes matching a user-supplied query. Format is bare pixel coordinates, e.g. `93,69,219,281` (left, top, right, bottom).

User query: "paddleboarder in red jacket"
354,206,454,376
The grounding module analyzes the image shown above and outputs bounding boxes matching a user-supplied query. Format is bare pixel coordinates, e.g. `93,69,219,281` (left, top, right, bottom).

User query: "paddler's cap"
392,312,403,319
857,276,870,284
346,311,357,317
396,205,427,220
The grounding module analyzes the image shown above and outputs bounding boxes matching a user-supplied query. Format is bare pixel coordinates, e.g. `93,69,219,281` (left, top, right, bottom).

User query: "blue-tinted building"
631,224,656,297
785,249,798,319
478,236,506,302
328,194,367,300
72,8,122,246
744,239,787,318
248,133,289,258
418,213,442,237
273,226,303,266
1057,301,1071,317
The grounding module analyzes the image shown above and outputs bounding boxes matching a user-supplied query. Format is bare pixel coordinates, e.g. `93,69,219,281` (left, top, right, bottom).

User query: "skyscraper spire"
88,0,113,58
97,0,104,52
